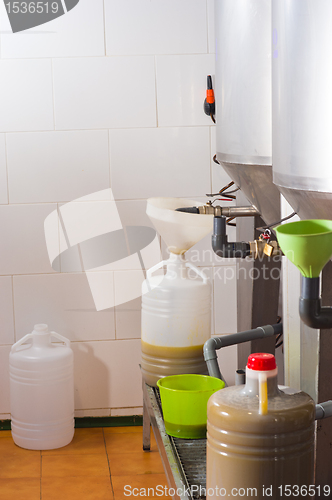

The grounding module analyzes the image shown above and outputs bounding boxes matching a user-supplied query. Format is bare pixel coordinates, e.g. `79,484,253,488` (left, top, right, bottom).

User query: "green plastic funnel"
275,220,332,278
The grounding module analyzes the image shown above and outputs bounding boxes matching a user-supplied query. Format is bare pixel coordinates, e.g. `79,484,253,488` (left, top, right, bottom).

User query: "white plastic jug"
141,253,211,387
9,324,74,450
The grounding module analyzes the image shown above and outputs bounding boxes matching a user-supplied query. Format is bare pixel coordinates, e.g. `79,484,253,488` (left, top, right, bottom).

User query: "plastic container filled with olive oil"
141,253,211,387
207,353,315,498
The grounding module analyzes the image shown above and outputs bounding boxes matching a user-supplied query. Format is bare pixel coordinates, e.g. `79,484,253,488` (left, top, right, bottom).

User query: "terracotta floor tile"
0,453,41,478
41,476,114,500
112,474,171,499
105,430,157,455
103,426,143,435
0,430,12,438
0,437,41,457
42,428,106,456
0,478,40,500
41,453,110,477
108,450,164,476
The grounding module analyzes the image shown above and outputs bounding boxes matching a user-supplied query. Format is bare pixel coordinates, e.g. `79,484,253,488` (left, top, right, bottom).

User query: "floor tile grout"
103,427,115,499
0,427,168,499
40,452,42,500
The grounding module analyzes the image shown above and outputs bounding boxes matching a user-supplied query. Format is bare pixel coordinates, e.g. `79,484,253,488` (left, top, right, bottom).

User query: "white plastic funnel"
147,197,213,254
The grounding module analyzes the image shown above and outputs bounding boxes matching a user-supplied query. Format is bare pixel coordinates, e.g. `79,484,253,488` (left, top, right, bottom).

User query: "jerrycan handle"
11,333,34,354
185,262,208,284
50,331,71,347
147,260,168,280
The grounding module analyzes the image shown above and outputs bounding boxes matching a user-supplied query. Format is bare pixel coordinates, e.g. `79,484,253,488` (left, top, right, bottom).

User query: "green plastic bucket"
157,374,225,439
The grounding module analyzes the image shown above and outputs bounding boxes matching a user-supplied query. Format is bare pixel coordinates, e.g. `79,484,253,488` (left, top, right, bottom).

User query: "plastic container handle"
11,333,34,354
147,260,168,280
185,262,208,284
50,332,71,347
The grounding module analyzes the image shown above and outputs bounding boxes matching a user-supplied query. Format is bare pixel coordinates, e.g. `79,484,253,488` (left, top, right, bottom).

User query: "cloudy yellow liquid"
141,341,207,387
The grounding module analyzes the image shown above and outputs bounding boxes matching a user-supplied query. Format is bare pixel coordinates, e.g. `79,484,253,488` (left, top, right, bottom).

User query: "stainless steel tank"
272,0,332,219
215,0,280,225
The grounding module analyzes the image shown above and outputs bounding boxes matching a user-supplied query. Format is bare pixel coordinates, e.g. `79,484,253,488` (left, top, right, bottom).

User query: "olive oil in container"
207,353,315,498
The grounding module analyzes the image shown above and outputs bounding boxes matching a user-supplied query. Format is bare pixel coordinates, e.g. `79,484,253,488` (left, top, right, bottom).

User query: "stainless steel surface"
215,0,271,163
142,383,191,500
217,161,281,225
272,0,332,195
143,383,207,500
236,192,280,368
278,185,332,220
142,386,151,451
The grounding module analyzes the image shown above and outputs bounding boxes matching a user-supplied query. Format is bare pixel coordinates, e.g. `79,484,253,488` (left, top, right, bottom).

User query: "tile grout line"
102,427,115,499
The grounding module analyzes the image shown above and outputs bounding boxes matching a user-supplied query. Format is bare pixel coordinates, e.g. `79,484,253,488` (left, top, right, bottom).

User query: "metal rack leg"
143,385,151,451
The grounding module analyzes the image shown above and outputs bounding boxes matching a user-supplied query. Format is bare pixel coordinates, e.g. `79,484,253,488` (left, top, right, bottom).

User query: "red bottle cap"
247,353,276,371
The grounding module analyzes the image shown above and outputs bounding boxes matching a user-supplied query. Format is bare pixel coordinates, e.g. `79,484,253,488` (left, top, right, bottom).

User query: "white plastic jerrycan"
9,324,74,450
141,253,211,387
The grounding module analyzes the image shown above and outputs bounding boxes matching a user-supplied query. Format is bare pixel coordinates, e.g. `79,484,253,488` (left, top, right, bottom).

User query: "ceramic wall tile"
109,128,210,200
0,134,8,204
0,204,57,275
156,55,215,127
58,196,162,279
13,273,116,342
211,128,234,195
72,339,142,410
75,408,112,418
0,60,53,132
215,342,237,386
7,131,110,204
214,265,237,335
53,56,156,130
104,0,207,55
0,277,14,345
115,297,141,340
111,407,143,417
207,0,216,53
0,346,11,414
1,0,104,58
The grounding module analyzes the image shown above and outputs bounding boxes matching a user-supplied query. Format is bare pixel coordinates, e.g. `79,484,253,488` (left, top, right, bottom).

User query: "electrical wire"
258,212,297,232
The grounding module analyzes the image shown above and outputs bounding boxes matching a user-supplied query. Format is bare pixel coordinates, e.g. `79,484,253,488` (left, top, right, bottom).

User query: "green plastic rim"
157,374,224,393
275,219,332,278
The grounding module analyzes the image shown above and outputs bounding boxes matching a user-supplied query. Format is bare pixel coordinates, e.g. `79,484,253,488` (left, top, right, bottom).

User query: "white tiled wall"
53,57,157,130
0,134,8,204
0,60,54,132
0,0,237,418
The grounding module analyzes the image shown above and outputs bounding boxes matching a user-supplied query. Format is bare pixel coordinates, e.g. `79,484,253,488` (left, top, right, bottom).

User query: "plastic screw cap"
247,353,276,371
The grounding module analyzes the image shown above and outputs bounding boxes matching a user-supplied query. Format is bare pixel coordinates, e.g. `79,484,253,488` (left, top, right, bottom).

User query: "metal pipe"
203,323,282,381
315,401,332,420
235,369,246,385
212,216,251,259
220,206,259,217
175,205,259,218
299,276,332,329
